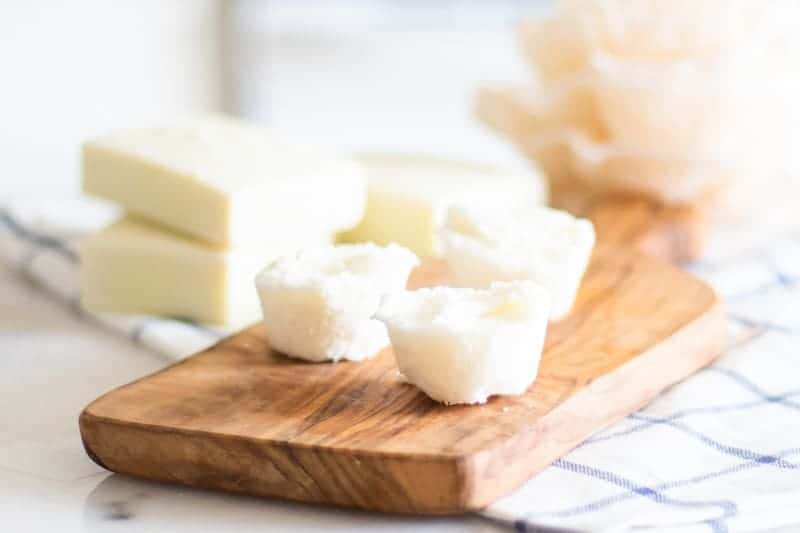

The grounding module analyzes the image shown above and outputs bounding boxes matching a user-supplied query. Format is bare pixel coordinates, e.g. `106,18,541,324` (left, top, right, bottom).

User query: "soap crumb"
502,406,509,413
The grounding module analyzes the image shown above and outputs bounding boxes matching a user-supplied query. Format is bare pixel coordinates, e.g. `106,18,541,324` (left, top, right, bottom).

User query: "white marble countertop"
0,262,506,532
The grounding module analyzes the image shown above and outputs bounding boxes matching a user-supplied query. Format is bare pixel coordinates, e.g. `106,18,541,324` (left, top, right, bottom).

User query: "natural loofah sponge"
478,0,800,207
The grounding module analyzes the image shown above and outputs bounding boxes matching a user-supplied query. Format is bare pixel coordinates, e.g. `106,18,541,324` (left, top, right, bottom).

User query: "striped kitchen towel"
2,197,799,532
485,234,800,532
0,199,231,359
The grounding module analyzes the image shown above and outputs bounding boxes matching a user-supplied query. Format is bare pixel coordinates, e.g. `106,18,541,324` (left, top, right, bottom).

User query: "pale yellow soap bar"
83,115,367,246
339,154,547,257
80,217,331,326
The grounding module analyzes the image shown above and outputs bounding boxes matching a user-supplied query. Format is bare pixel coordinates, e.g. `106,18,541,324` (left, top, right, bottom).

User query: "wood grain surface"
80,243,724,514
549,178,709,263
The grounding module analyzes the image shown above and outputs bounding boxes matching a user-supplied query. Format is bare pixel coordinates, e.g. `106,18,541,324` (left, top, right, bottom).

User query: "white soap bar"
376,281,551,405
255,243,419,362
80,217,329,326
339,153,547,257
83,115,367,245
439,205,595,320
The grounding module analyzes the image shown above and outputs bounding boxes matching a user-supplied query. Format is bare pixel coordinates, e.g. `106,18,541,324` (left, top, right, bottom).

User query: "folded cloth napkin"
2,197,799,532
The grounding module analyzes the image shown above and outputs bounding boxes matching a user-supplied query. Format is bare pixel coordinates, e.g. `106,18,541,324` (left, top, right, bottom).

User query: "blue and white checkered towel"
2,198,798,532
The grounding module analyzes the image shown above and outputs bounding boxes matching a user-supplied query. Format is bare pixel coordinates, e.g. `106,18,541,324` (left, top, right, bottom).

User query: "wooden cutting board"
549,181,709,263
79,204,724,513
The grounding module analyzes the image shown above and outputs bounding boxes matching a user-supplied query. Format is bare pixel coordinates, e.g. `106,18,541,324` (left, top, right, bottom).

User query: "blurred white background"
0,1,222,199
0,0,549,201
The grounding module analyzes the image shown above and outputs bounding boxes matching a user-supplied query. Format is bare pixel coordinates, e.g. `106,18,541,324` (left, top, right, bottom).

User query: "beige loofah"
479,0,800,208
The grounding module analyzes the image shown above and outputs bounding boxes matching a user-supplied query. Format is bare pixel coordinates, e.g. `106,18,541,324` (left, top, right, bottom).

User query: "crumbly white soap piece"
83,114,367,246
376,281,551,405
440,205,595,320
255,243,419,362
80,217,327,326
339,154,547,257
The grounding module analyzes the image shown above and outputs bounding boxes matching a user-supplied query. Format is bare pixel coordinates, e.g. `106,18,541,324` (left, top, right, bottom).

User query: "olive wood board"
550,180,709,263
80,242,724,514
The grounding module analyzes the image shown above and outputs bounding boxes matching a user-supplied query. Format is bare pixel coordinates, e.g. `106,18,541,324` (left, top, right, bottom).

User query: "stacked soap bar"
339,153,547,257
81,115,367,326
82,218,332,326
